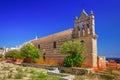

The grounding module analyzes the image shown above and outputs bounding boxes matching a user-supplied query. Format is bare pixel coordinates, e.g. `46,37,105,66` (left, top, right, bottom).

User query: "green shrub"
101,74,115,80
5,50,22,58
29,69,37,74
31,72,47,80
20,43,41,60
14,73,24,79
60,41,86,55
63,54,85,67
16,67,23,72
37,72,47,78
47,74,61,80
60,41,86,67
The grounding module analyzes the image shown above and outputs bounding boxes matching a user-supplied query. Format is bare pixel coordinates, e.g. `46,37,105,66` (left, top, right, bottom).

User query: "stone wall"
22,63,94,75
31,10,98,67
31,29,72,60
97,56,106,68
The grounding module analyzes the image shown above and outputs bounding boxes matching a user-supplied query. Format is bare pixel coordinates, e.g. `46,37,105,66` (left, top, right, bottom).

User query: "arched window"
79,23,84,28
38,44,40,49
53,41,57,48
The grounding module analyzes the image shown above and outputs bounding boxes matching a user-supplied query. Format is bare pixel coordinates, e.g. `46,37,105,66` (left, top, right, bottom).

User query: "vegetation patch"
63,54,85,67
60,41,86,67
20,43,41,61
14,73,25,79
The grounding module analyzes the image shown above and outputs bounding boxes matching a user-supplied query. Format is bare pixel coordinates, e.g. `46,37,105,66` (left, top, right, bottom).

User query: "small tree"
5,49,22,58
60,41,86,55
20,43,41,60
60,41,86,67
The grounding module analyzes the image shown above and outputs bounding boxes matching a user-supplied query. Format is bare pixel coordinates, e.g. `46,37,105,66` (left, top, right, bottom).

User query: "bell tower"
72,10,96,38
72,10,98,67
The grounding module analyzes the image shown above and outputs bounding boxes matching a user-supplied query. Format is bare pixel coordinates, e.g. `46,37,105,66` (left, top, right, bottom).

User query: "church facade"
31,10,98,67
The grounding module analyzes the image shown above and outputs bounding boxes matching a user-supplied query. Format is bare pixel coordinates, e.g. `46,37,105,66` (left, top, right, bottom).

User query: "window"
87,24,89,28
80,40,84,43
53,41,57,48
38,44,40,49
79,23,84,28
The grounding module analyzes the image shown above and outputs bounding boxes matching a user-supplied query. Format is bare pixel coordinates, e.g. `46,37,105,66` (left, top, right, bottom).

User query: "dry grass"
0,62,60,80
35,59,58,66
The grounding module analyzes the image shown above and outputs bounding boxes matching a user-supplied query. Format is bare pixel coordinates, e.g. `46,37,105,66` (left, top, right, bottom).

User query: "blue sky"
0,0,120,57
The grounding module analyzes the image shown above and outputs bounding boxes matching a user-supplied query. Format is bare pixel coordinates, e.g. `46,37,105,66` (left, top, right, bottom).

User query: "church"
31,10,98,67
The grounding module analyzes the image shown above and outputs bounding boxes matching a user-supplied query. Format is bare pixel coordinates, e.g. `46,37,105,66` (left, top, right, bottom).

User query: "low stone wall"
58,67,94,75
21,63,94,75
22,63,51,69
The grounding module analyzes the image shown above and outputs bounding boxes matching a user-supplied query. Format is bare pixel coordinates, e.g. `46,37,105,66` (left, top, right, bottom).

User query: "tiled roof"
31,29,73,43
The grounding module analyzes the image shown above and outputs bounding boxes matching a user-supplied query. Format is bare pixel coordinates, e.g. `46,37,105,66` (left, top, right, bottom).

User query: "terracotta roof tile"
31,29,73,43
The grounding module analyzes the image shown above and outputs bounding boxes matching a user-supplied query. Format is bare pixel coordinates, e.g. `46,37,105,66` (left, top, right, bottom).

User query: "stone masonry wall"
31,10,98,67
31,29,72,60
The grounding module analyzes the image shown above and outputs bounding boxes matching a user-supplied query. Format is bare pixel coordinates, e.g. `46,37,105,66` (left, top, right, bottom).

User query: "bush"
60,41,86,67
5,50,22,58
101,74,115,80
60,41,86,55
20,43,41,60
31,72,47,80
14,73,24,79
63,54,85,67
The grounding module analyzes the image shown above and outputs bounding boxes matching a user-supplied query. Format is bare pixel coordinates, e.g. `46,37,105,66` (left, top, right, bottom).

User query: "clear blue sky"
0,0,120,57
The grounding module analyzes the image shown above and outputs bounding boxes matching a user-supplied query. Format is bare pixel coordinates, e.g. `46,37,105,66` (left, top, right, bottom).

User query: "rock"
47,67,60,74
60,75,75,80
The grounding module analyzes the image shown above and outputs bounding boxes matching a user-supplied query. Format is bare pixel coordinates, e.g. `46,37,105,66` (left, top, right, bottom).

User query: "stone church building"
31,10,98,67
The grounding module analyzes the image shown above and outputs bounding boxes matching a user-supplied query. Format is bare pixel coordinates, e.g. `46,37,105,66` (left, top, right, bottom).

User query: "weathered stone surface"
47,67,75,80
60,75,75,80
0,61,47,80
22,63,94,75
31,10,99,68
